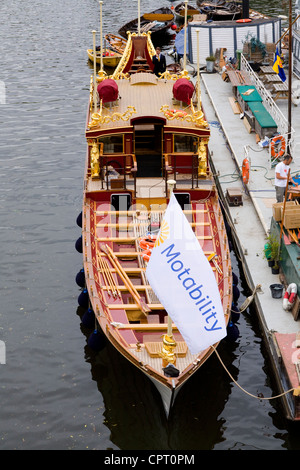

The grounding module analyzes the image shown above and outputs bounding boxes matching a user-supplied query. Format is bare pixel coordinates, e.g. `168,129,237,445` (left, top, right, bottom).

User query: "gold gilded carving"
160,101,208,128
197,139,208,178
88,100,136,128
97,70,108,82
159,334,177,366
90,141,100,179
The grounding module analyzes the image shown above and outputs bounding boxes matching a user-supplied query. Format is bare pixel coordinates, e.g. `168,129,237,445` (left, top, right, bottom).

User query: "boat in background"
196,0,242,20
80,30,232,415
87,48,122,68
105,33,127,55
118,7,175,39
173,2,200,23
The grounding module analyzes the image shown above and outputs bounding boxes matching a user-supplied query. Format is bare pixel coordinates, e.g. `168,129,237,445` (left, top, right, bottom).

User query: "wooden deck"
86,72,208,135
83,197,230,374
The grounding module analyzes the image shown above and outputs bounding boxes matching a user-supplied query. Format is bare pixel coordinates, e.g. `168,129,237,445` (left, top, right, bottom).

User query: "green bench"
237,85,277,138
247,101,277,138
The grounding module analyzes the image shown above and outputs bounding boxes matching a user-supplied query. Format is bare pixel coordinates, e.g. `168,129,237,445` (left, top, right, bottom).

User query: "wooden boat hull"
118,7,175,39
174,3,200,23
81,32,232,416
87,48,122,68
196,0,242,20
104,34,127,54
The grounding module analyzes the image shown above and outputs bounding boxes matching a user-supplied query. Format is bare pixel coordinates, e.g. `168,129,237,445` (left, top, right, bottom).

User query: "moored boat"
87,48,122,68
118,7,175,39
196,0,242,20
173,2,200,23
105,33,127,55
81,31,232,415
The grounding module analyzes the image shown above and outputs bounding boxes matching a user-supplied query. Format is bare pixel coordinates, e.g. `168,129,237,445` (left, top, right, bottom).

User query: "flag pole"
99,1,103,72
167,180,176,337
159,180,177,369
287,0,292,153
92,30,97,114
183,0,188,71
138,0,141,36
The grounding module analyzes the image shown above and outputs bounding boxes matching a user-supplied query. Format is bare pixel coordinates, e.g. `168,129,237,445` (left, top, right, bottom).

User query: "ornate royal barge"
80,30,232,414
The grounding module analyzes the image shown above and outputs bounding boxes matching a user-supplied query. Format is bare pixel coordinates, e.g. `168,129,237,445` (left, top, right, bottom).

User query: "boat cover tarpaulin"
174,28,189,57
172,78,194,104
97,79,118,103
237,85,262,102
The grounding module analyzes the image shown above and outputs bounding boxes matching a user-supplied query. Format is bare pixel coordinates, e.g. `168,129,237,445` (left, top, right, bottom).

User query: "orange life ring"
242,157,250,184
270,135,286,159
142,249,152,262
236,18,252,23
139,236,156,251
283,283,297,311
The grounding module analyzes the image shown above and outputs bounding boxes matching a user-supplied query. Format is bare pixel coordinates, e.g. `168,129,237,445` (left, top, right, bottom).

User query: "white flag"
146,193,226,354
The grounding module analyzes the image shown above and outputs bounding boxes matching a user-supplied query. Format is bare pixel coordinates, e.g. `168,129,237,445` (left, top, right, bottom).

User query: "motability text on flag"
160,243,222,332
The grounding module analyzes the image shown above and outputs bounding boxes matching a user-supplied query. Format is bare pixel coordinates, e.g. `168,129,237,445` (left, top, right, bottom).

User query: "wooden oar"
97,252,111,296
287,229,299,244
105,258,122,299
288,229,300,246
111,321,178,331
101,244,151,314
98,251,121,298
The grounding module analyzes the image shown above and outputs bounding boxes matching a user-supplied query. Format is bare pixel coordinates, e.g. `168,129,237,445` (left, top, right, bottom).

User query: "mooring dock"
199,70,300,420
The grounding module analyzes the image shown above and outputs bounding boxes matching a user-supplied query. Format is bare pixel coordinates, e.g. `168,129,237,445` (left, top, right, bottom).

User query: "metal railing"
240,53,295,157
163,153,202,194
99,154,137,193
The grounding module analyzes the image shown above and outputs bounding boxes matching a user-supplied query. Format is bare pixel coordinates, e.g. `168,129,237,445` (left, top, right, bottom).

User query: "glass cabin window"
99,135,123,154
173,134,197,152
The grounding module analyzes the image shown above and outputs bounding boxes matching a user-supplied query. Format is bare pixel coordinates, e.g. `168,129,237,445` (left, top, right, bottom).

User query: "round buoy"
82,308,95,329
88,329,106,351
226,321,240,342
76,212,82,228
75,235,83,253
231,302,240,323
232,272,238,286
78,288,89,308
233,284,240,302
242,157,250,184
75,268,85,288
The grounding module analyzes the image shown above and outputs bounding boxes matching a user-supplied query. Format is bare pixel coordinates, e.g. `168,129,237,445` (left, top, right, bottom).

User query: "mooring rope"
212,345,300,400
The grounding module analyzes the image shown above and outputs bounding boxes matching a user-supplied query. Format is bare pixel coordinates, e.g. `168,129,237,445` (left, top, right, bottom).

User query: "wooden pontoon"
81,31,232,415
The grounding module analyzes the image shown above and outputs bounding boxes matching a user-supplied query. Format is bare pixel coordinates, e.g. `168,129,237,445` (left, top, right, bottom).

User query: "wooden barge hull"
81,32,232,414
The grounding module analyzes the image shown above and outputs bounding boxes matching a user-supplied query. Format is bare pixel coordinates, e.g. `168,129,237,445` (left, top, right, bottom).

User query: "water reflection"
79,305,236,450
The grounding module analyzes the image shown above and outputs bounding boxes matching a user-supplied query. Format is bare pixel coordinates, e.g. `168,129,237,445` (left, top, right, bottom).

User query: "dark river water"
1,0,300,452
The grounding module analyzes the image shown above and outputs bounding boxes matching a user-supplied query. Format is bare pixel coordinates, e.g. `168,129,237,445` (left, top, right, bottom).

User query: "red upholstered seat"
97,78,118,103
172,78,194,104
